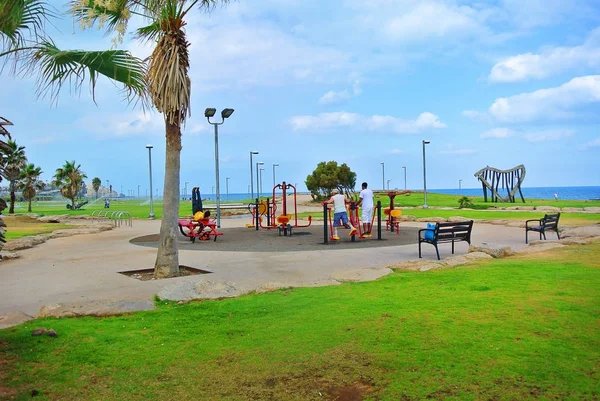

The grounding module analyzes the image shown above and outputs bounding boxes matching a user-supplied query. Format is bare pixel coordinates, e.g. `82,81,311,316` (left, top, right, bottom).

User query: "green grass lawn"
1,242,599,400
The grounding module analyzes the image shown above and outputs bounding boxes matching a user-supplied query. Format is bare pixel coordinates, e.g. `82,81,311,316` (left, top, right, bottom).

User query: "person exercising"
356,182,374,237
325,189,357,240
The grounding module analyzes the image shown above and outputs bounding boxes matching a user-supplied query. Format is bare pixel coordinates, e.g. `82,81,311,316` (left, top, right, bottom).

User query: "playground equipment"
66,200,88,210
247,181,312,236
383,190,411,234
177,187,223,242
322,199,383,243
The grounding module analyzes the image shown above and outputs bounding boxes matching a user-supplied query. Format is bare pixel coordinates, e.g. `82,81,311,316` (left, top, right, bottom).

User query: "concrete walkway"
0,218,529,319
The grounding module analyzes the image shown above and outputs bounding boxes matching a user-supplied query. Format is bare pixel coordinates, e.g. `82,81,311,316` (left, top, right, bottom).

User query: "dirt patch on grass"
3,215,71,240
118,265,211,281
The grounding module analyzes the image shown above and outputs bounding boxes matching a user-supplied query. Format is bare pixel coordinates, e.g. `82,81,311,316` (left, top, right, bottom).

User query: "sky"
1,0,600,197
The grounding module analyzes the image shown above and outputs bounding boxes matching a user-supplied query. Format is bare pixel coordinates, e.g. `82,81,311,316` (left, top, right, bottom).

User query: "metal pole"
403,166,407,190
381,162,385,191
459,179,462,191
214,124,221,228
146,146,154,218
260,168,264,198
250,151,258,200
323,201,328,244
138,185,140,200
185,181,188,199
387,179,391,190
273,163,279,188
377,200,382,240
226,177,230,201
423,140,430,208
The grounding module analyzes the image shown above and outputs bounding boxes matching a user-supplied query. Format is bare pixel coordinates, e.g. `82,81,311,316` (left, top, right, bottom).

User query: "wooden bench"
418,220,474,260
525,213,560,243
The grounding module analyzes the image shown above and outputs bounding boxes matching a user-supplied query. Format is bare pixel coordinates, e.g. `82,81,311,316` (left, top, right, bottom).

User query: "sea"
193,186,600,202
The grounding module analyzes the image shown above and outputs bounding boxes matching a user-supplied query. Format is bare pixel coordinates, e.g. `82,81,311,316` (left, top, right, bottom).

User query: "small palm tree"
18,163,44,212
53,161,87,209
92,177,101,199
458,196,474,209
0,117,14,251
0,139,27,214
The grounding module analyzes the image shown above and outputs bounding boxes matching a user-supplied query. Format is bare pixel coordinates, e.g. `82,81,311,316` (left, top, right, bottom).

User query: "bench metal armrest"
525,219,542,229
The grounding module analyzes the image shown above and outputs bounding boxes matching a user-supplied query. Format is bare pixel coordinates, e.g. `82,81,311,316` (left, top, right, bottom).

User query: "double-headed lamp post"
402,166,407,190
381,162,385,191
422,140,430,208
146,144,155,218
205,107,235,228
249,151,259,199
256,162,264,199
272,163,279,187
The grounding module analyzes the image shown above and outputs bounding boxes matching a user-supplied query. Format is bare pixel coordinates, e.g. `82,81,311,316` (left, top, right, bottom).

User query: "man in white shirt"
356,182,374,237
325,189,357,240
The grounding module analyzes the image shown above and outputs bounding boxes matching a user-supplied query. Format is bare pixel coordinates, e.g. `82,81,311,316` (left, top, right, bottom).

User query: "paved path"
0,218,529,318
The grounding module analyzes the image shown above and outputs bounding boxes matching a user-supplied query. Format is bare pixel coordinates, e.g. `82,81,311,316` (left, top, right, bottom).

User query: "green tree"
305,161,357,200
92,177,101,199
53,161,87,209
0,139,27,214
458,196,474,209
1,0,231,278
17,163,44,212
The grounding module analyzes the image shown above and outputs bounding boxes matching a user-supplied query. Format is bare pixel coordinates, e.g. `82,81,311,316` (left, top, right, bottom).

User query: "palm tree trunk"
154,121,182,278
9,182,15,214
28,198,32,212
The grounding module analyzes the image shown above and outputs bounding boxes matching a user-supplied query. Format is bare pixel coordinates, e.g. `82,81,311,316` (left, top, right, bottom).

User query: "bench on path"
525,213,560,243
418,220,474,260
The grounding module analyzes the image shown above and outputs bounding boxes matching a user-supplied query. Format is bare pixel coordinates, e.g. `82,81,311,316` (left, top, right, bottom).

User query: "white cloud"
488,75,600,122
75,111,165,138
481,128,516,139
289,111,446,133
580,137,600,149
522,129,574,142
383,2,483,42
489,28,600,82
319,80,362,104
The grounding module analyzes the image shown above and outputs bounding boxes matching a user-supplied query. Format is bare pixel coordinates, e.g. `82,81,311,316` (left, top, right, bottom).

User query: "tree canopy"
305,161,356,200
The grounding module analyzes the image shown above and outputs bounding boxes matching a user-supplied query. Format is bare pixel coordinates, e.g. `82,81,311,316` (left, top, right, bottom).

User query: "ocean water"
428,186,600,201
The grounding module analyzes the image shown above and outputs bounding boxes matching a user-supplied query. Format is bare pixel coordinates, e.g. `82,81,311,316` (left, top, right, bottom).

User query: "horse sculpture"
474,164,526,203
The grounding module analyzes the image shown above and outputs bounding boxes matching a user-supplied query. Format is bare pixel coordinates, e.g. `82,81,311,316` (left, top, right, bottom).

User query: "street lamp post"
205,107,235,228
226,177,230,201
422,140,430,208
138,184,140,200
260,168,265,197
381,162,385,191
256,162,264,199
106,180,109,198
402,166,407,190
146,144,155,218
387,179,391,190
249,151,259,199
272,163,279,188
184,181,188,200
459,179,462,191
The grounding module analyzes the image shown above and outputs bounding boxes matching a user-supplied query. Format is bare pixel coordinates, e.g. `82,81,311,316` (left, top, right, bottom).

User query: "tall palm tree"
53,160,87,209
1,0,230,278
18,163,44,212
0,139,27,214
92,177,101,199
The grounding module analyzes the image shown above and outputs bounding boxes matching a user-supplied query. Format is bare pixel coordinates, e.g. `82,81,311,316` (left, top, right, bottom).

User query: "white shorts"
361,207,373,222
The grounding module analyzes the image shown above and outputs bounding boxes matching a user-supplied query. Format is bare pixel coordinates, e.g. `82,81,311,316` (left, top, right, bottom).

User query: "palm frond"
21,39,148,104
0,0,53,50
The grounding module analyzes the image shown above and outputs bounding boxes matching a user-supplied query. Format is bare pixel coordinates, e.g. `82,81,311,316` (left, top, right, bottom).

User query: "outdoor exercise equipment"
383,190,411,234
474,164,526,203
322,200,383,244
177,187,223,242
247,181,312,236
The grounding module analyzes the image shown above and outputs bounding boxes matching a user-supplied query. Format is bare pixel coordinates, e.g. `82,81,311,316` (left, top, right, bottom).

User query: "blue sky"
2,0,600,196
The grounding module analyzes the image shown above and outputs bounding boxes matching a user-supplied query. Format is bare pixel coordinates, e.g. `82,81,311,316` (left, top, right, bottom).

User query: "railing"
91,210,133,227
